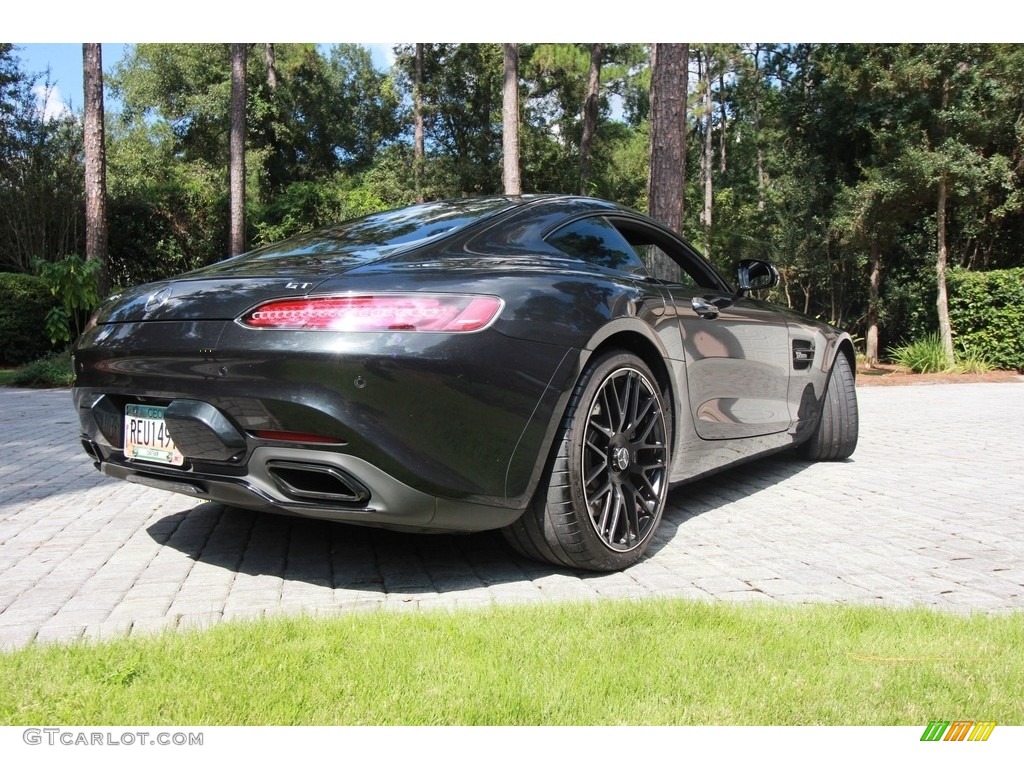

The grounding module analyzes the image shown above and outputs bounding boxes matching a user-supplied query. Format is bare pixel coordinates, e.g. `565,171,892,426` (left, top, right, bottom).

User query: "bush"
889,333,957,374
0,272,59,365
948,267,1024,372
36,255,102,346
8,350,74,388
955,343,994,374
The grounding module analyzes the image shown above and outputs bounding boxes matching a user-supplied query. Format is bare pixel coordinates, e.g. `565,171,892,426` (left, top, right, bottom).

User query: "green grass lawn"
2,599,1021,725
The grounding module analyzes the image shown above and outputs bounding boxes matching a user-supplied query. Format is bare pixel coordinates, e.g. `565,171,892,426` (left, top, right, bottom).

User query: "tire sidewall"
561,351,670,567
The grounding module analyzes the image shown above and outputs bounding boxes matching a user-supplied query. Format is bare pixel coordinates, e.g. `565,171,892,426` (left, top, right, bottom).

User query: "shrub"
0,272,59,365
35,255,102,346
889,333,957,374
955,343,994,375
8,350,74,388
948,268,1024,372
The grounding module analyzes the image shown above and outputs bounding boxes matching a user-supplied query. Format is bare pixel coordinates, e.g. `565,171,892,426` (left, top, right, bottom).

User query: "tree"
805,44,1024,361
413,43,425,203
522,43,635,197
83,43,109,294
66,39,1024,361
908,46,1024,365
647,43,688,281
695,45,716,258
0,45,84,272
579,43,602,194
229,43,247,256
264,43,278,92
395,44,503,196
502,43,521,195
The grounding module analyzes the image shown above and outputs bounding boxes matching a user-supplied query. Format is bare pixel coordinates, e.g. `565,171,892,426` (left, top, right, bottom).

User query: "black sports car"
73,195,858,571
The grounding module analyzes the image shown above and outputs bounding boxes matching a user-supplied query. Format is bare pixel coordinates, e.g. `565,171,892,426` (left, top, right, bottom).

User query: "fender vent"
792,340,815,371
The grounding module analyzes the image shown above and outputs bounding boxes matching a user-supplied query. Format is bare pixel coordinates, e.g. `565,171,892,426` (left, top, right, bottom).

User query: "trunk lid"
94,274,339,324
95,197,519,324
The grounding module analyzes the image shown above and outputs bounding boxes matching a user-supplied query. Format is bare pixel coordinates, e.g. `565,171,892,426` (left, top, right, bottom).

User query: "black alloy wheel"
503,351,671,571
579,363,668,551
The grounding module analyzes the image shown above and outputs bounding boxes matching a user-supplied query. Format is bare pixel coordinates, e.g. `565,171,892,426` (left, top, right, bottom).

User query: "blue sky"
11,43,397,118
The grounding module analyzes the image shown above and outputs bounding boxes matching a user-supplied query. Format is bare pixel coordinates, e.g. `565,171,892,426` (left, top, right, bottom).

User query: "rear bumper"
80,434,525,533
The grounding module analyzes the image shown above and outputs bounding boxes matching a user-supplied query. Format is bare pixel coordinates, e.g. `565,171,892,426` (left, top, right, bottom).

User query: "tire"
797,351,859,461
503,351,671,571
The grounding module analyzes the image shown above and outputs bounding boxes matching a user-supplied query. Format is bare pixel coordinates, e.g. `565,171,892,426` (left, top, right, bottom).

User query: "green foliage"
6,350,73,388
394,43,504,196
889,333,957,373
0,272,58,365
103,43,404,277
948,267,1024,371
253,175,390,245
36,255,103,346
3,41,1024,352
105,118,227,282
955,343,994,374
0,46,85,272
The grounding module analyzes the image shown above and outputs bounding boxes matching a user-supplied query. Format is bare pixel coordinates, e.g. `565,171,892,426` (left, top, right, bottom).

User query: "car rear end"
72,198,581,532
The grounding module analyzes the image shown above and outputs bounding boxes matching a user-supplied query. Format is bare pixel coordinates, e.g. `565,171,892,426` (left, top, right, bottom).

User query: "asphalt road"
1,381,1022,649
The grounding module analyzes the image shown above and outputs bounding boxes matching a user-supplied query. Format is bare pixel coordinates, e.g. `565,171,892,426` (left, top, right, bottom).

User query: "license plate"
124,404,184,466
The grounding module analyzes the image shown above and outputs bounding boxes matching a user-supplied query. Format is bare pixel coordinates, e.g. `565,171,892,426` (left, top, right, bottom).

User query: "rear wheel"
797,352,858,461
504,351,670,571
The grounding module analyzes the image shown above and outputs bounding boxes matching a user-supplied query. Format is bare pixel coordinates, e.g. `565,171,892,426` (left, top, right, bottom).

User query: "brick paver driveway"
1,381,1022,648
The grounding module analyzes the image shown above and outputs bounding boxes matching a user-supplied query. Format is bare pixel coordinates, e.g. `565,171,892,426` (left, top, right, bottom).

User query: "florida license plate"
124,404,184,466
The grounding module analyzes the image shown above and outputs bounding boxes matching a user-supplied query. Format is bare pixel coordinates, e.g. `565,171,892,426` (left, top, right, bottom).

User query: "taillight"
239,294,503,332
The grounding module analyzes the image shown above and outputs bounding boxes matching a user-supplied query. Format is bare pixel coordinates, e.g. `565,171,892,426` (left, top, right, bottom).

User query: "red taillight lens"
239,294,503,332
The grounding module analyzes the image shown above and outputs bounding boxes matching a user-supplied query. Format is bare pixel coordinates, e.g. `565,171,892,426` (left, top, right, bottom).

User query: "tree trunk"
866,239,882,366
502,43,521,196
936,171,955,366
82,43,109,294
414,44,425,204
752,44,766,212
647,43,688,282
264,43,277,93
229,43,247,257
579,43,602,195
701,46,714,259
935,75,956,367
718,70,728,174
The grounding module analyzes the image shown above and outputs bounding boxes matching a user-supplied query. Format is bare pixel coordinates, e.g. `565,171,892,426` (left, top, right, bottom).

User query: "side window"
546,217,648,274
632,245,699,289
613,219,726,291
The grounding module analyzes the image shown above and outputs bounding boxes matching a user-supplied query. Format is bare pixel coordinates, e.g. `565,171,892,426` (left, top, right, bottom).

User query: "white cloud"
32,83,71,121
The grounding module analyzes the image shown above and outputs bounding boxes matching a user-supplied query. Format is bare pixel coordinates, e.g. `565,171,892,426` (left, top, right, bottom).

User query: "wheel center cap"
611,446,630,472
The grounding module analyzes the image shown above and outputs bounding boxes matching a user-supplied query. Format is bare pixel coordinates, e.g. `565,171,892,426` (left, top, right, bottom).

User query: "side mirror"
735,259,780,294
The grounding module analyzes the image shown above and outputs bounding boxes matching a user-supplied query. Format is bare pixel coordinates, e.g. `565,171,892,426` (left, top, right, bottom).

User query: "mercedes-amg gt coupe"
73,195,858,571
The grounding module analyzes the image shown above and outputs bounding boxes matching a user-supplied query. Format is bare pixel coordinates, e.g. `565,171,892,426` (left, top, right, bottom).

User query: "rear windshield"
190,198,515,276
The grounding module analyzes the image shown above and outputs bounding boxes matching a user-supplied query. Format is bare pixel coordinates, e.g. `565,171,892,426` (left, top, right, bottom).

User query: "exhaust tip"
266,461,370,505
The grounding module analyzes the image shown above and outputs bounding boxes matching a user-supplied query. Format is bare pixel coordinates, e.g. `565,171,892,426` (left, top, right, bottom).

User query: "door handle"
691,296,720,319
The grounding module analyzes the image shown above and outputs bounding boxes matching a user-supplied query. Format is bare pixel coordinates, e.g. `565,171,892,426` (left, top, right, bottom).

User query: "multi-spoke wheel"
503,351,671,571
